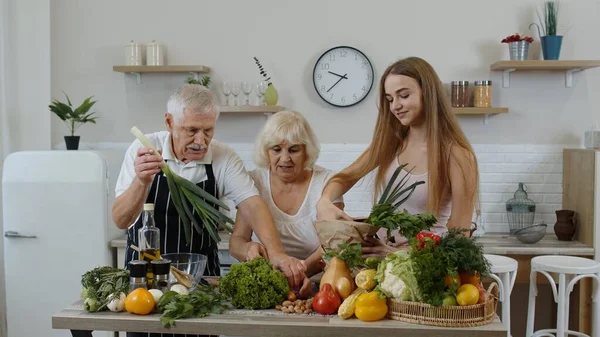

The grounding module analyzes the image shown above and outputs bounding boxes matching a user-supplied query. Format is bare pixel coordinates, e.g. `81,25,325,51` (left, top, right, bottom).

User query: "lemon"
456,284,479,306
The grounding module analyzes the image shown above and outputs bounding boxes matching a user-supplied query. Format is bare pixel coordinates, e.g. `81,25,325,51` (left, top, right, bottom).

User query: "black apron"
125,163,220,337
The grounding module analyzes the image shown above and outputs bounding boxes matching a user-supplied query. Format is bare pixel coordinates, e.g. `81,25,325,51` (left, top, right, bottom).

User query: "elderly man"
112,85,306,320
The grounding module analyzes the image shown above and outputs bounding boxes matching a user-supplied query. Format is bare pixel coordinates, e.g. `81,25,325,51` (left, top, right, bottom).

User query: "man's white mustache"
187,144,207,151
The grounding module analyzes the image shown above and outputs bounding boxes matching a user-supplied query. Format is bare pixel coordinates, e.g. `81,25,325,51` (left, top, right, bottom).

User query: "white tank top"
376,159,452,246
250,165,342,259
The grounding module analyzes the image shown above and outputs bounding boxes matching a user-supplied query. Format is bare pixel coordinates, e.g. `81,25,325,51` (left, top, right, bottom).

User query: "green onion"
131,126,234,244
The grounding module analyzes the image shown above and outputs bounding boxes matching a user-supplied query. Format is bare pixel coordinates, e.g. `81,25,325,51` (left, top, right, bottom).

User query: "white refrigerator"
2,151,113,337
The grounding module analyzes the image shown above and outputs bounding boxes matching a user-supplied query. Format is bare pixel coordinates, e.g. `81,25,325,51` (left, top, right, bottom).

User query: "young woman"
316,56,479,257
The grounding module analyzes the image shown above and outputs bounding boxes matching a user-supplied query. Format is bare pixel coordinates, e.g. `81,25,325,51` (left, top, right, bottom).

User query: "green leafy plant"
365,164,437,240
253,56,272,86
157,285,229,327
323,243,366,270
49,92,98,136
186,76,211,88
530,1,561,37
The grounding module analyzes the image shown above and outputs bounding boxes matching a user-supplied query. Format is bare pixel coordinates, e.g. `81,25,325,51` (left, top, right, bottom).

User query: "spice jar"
451,81,469,107
474,81,492,107
128,260,149,291
151,259,171,293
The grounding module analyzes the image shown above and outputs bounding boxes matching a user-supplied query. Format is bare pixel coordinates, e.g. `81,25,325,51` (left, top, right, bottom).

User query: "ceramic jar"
554,209,576,241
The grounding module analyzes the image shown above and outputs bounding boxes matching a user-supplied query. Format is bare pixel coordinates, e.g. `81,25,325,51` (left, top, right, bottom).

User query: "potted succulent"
529,1,563,60
501,33,534,60
49,92,98,150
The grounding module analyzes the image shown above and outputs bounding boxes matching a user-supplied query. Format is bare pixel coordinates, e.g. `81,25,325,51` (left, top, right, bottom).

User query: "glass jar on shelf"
451,81,469,107
473,80,492,107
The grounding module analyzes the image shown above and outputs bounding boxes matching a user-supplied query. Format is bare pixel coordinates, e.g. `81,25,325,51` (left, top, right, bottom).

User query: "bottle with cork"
138,203,160,287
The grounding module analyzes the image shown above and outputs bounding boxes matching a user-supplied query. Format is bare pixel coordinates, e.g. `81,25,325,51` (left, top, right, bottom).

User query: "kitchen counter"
52,302,506,337
110,232,594,257
110,231,231,251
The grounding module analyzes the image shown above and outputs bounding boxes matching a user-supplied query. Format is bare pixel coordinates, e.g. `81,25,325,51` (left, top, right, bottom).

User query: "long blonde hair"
331,57,478,217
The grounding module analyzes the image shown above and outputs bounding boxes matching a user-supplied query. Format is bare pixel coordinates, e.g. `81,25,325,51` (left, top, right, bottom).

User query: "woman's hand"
269,252,307,291
361,236,400,258
297,277,313,299
316,198,352,221
244,242,268,261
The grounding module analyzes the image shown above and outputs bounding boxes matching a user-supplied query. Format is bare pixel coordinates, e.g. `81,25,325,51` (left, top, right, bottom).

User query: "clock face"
312,46,374,108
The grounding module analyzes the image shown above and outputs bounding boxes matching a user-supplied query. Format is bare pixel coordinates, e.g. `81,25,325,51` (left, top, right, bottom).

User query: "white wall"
49,0,600,147
1,0,51,336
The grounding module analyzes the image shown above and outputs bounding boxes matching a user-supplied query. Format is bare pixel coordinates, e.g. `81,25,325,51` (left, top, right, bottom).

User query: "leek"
130,126,234,244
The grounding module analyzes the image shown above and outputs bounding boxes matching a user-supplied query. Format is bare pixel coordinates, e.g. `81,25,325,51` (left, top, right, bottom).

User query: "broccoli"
218,257,289,310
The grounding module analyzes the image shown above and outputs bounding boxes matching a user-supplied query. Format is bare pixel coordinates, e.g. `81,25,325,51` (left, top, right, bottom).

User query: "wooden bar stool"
526,255,600,337
484,254,518,337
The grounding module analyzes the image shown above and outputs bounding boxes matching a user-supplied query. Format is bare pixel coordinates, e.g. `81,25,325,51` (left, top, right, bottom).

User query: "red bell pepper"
415,232,440,250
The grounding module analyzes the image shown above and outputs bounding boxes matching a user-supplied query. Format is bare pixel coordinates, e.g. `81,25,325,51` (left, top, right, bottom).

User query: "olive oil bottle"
138,203,160,287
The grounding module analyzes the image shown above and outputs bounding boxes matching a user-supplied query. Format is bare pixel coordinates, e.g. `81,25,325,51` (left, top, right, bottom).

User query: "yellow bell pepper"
354,291,388,322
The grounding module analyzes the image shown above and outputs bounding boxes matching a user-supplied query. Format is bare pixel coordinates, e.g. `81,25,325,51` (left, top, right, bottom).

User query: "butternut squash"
319,257,355,299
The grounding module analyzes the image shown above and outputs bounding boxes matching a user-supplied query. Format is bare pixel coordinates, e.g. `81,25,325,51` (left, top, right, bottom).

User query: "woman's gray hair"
167,84,220,123
253,110,320,170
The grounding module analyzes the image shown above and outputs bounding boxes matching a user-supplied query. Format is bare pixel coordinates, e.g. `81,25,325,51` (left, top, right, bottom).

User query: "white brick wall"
229,143,566,234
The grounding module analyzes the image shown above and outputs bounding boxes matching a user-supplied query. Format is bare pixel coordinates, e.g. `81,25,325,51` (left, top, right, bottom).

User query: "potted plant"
501,33,534,60
186,75,211,88
49,92,98,150
529,1,563,60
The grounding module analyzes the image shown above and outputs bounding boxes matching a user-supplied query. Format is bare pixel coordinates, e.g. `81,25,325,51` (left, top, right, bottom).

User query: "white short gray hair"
167,84,220,123
253,110,320,170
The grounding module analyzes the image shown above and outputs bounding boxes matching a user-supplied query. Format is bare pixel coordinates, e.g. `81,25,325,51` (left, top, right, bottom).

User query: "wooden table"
52,302,507,337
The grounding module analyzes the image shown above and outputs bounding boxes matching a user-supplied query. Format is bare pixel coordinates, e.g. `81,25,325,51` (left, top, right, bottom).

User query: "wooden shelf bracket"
502,68,516,88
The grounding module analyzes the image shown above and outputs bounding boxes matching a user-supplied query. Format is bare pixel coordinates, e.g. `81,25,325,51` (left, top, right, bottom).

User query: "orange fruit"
125,288,156,315
444,274,461,288
456,284,479,306
459,271,480,286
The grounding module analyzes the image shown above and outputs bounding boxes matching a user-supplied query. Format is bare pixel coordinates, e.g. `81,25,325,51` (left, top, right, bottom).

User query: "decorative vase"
541,35,563,60
554,209,576,241
264,84,279,106
64,136,80,150
508,41,530,60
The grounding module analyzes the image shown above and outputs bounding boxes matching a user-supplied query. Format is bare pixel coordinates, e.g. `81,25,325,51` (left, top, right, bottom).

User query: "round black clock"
312,46,375,108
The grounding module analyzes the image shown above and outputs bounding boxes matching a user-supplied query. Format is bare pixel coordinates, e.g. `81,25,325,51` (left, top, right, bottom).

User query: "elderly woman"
229,110,344,296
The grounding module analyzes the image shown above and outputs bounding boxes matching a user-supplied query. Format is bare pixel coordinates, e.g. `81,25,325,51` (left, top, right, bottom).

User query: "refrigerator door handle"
4,231,37,239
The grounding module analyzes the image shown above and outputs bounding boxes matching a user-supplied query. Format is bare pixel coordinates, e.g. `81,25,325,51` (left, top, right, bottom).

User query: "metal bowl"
513,223,547,244
161,253,208,288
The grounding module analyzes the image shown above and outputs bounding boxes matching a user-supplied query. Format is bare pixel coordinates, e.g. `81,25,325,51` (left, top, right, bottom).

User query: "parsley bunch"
157,284,229,327
409,229,491,306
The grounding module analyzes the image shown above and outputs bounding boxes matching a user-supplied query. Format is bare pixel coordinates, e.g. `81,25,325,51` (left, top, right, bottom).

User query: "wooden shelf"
113,65,211,84
219,105,286,119
489,60,600,88
453,107,508,115
219,105,285,113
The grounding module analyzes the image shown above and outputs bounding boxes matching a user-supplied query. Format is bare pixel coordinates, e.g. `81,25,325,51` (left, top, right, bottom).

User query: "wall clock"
312,45,374,108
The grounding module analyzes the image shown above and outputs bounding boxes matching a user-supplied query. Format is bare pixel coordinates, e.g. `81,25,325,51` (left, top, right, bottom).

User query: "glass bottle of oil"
138,203,160,287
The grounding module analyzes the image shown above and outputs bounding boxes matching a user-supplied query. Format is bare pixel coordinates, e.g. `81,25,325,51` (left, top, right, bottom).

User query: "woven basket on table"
387,282,499,327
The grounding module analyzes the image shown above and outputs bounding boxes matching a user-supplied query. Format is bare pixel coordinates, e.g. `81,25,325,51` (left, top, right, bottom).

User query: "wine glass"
257,81,268,106
221,81,231,106
242,81,253,106
230,82,241,106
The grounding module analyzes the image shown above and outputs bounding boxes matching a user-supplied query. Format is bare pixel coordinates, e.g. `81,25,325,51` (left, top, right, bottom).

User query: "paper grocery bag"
314,219,379,250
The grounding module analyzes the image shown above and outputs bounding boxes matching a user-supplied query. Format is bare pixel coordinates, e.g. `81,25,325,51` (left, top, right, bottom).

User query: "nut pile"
275,299,313,314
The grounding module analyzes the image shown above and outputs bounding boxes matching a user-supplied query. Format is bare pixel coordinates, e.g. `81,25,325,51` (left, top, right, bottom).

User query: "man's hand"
269,252,307,291
134,147,163,185
245,242,268,261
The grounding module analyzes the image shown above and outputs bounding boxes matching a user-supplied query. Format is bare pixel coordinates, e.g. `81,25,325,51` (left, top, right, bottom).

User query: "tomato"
125,288,156,315
444,274,461,288
459,271,481,286
312,283,341,315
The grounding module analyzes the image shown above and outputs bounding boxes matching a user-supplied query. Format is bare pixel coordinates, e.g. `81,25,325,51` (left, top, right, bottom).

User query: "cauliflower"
378,262,406,298
374,250,422,302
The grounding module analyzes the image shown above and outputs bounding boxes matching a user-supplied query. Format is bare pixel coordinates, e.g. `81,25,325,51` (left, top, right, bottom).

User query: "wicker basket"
387,282,499,327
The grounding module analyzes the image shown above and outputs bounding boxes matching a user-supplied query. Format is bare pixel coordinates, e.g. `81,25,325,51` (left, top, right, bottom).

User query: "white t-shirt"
115,131,259,226
249,165,343,260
